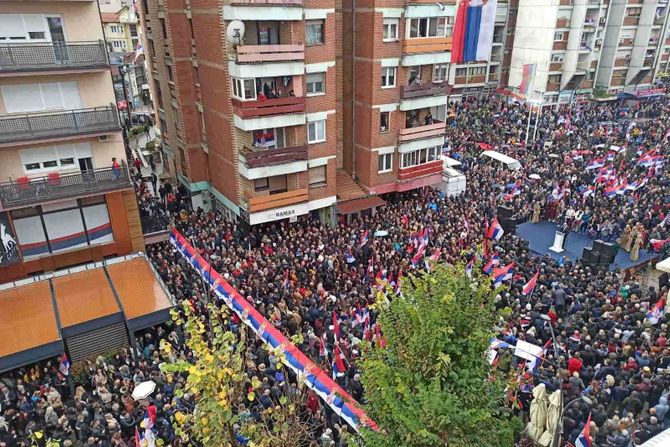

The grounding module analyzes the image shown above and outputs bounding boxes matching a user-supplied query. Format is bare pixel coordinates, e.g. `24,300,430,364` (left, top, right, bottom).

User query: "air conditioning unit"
98,135,111,142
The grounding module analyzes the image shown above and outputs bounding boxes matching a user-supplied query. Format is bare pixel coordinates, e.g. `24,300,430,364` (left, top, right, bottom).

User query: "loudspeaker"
497,205,514,219
500,216,518,233
582,247,599,265
598,252,615,266
595,241,616,258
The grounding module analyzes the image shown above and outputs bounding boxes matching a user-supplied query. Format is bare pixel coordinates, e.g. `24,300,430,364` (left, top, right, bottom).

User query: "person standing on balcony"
112,158,121,180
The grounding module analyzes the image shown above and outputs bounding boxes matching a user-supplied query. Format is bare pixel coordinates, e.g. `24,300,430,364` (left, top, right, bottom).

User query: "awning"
337,195,386,215
657,256,670,273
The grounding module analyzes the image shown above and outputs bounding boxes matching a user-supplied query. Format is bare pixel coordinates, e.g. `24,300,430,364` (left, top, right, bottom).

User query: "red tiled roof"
101,12,121,23
336,169,367,202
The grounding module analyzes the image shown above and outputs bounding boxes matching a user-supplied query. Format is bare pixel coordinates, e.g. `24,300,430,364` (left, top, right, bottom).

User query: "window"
380,111,390,132
455,67,467,77
231,78,257,101
400,146,440,168
130,24,138,37
383,18,399,41
308,166,327,187
0,14,57,42
110,25,121,33
254,178,269,192
433,63,449,82
253,128,286,149
306,20,324,45
381,66,396,88
159,18,167,39
467,66,487,76
20,142,92,173
1,81,81,113
554,32,564,41
308,120,326,143
306,72,325,95
628,8,641,17
378,153,392,173
407,17,452,38
551,53,564,62
112,40,126,49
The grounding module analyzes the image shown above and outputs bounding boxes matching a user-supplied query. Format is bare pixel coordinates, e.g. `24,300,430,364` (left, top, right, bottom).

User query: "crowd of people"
1,94,669,447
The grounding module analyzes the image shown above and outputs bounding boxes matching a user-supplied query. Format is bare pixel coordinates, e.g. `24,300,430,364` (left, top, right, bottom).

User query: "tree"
159,301,317,447
357,263,522,447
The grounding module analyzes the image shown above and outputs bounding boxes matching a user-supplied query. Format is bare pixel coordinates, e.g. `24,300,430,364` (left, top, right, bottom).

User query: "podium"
549,231,566,253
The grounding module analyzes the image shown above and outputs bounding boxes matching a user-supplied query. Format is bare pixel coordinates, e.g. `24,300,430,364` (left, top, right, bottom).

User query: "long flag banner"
170,229,377,433
519,63,536,96
451,0,498,63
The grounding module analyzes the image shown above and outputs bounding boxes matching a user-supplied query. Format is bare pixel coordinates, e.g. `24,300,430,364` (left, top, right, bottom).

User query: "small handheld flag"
522,271,539,296
575,413,592,447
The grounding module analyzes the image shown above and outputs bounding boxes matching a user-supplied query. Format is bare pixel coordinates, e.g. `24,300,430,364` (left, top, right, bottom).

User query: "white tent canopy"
639,427,670,446
480,150,522,170
656,256,670,273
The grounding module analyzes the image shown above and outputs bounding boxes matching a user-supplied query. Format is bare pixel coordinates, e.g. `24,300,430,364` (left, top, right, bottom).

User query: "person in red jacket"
567,352,584,376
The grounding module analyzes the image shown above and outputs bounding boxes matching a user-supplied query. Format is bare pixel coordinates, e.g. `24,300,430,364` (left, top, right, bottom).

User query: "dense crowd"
1,95,669,447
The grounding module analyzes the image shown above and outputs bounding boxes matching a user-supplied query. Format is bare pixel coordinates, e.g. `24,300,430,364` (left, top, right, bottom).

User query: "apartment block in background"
509,0,669,104
139,0,340,226
0,0,143,282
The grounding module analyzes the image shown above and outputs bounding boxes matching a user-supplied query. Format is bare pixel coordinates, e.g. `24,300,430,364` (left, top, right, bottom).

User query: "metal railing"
141,214,170,235
0,41,108,72
0,105,120,144
0,166,132,209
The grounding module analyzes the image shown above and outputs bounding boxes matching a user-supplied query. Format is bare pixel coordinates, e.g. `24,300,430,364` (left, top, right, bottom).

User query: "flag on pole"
59,354,70,376
492,262,515,288
332,312,341,340
486,217,504,241
319,336,328,358
646,299,666,325
360,229,369,247
332,344,347,379
519,63,536,96
522,271,539,296
575,413,592,447
465,257,475,278
482,254,500,275
134,42,144,63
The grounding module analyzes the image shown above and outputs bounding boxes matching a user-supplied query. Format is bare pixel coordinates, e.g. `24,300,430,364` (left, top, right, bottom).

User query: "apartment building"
0,0,143,282
509,0,669,104
101,5,140,53
139,0,341,226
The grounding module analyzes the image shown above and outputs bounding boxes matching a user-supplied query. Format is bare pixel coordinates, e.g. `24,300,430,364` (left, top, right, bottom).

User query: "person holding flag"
522,271,539,297
574,413,592,447
486,217,504,241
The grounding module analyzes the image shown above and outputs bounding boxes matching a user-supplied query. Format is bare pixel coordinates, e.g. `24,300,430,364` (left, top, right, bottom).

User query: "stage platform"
0,254,174,372
516,221,656,270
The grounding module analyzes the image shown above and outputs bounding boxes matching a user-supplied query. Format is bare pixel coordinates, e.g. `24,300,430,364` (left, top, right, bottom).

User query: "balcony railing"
0,41,108,73
398,160,442,181
243,145,308,168
141,214,170,235
232,96,306,118
247,187,308,213
231,0,302,4
0,166,132,209
399,121,446,142
400,81,449,100
0,105,120,145
403,37,452,54
236,44,304,63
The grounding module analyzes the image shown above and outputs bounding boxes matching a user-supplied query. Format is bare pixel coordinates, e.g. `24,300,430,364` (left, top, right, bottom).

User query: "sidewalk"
128,126,164,197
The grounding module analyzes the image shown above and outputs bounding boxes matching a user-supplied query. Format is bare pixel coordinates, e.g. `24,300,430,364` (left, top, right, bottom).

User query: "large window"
407,17,453,39
306,72,325,95
231,78,257,101
20,142,92,174
380,111,390,132
11,196,113,259
378,153,393,173
381,67,396,88
308,120,326,143
306,20,324,45
252,128,286,149
400,146,440,169
1,81,81,113
308,166,327,187
0,14,61,42
383,18,399,41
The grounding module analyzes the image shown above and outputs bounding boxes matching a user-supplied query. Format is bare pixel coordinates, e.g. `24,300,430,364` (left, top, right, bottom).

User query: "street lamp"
552,396,593,447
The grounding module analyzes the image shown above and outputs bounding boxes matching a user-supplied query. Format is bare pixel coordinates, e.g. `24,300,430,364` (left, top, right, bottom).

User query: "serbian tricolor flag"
575,413,592,447
486,217,504,241
646,299,666,325
360,229,369,247
650,238,670,252
482,254,500,275
604,181,625,198
451,0,498,63
332,312,341,340
332,344,347,379
59,354,70,376
519,63,536,96
465,257,475,278
319,336,328,358
522,271,539,296
135,427,141,447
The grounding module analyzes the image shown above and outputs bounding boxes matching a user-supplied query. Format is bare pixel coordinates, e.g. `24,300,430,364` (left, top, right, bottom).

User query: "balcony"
242,145,308,168
0,166,132,210
623,17,639,27
400,81,449,100
614,57,628,67
553,41,568,51
398,160,442,182
399,121,446,143
403,37,452,54
231,0,302,4
611,77,625,87
0,106,120,146
547,82,560,92
236,44,304,63
232,96,306,118
559,0,572,6
247,187,308,213
643,57,654,68
549,62,563,72
0,41,108,75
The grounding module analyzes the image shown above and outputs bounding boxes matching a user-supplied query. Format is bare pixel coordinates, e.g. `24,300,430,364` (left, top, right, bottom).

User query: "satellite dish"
227,21,245,47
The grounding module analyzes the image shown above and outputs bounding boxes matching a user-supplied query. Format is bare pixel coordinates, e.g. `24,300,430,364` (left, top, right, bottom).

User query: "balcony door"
46,16,68,63
256,22,280,45
252,127,286,149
